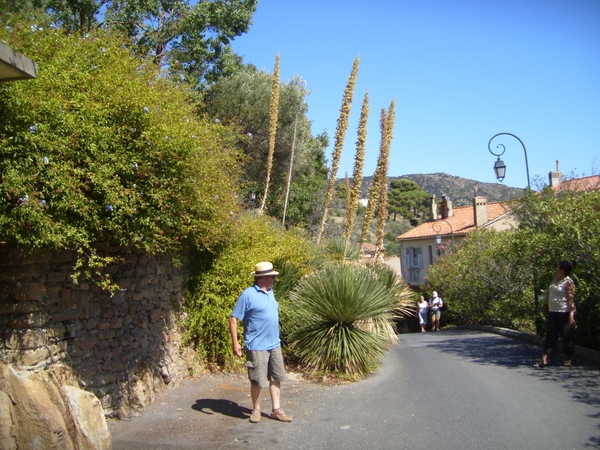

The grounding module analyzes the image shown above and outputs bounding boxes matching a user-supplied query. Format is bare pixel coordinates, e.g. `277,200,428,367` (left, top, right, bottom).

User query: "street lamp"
487,133,540,334
487,132,531,189
432,219,454,249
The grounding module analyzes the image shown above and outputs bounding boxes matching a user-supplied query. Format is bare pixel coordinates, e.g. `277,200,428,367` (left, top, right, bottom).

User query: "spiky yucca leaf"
323,237,360,262
370,263,415,319
289,263,397,378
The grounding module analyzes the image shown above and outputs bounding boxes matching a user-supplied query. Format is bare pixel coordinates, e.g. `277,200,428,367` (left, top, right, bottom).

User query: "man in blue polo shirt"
229,261,292,423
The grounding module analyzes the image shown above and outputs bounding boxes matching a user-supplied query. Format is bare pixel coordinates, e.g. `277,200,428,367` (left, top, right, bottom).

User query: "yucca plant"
288,262,399,379
370,263,416,319
322,237,360,263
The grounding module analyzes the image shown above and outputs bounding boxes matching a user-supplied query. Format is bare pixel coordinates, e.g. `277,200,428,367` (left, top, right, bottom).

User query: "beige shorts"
245,347,287,388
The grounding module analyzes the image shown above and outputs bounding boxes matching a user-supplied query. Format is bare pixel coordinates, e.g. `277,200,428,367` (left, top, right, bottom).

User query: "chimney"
548,160,562,187
473,195,488,227
430,195,438,221
440,195,453,219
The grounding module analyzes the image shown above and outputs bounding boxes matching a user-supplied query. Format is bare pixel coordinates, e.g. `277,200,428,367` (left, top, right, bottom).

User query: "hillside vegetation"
357,173,524,207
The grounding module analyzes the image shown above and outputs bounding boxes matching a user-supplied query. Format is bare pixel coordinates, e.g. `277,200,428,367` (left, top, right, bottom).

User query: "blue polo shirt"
231,284,281,351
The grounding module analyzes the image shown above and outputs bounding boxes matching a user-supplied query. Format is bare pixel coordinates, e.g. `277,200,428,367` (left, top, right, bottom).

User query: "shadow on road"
423,330,539,368
421,329,600,448
191,398,251,419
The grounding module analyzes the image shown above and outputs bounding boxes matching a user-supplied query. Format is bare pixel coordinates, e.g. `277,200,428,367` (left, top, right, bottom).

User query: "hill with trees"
358,173,524,206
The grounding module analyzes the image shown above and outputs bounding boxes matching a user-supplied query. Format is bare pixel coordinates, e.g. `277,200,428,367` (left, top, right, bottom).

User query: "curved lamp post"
432,219,454,249
487,133,540,334
487,132,531,190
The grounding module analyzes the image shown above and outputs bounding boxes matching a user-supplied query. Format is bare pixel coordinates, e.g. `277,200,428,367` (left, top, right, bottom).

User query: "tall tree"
387,180,430,223
201,65,328,228
10,0,257,88
259,54,280,214
317,57,359,244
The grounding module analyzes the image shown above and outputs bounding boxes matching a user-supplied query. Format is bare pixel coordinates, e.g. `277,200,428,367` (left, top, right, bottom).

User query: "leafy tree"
510,187,600,348
0,19,241,289
424,229,535,331
387,179,430,224
4,0,257,89
201,65,329,228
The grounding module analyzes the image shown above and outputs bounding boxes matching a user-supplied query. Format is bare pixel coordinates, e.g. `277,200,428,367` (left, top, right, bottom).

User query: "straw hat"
251,261,279,277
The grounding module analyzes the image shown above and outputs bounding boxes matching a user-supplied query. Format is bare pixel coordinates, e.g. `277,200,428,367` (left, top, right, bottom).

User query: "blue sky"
230,0,600,188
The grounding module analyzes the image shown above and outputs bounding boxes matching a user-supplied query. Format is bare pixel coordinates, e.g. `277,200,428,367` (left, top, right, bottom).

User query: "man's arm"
229,316,242,357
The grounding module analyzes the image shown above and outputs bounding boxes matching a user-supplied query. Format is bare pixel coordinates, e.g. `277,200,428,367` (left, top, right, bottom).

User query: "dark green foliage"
425,187,600,351
0,20,241,290
202,66,329,228
424,229,535,331
387,179,431,224
2,1,257,89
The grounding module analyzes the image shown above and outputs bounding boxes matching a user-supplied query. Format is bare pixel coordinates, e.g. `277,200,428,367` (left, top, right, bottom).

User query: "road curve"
109,329,600,449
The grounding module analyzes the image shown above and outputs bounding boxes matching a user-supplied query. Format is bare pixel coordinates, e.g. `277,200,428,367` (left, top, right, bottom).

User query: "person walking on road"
534,260,577,368
418,296,429,332
429,291,444,331
229,261,293,423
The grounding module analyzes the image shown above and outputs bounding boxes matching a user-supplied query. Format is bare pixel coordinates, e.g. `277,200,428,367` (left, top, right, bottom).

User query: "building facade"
397,193,516,286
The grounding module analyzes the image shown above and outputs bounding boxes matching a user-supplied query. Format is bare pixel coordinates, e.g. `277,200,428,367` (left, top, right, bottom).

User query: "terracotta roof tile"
552,175,600,193
397,202,511,240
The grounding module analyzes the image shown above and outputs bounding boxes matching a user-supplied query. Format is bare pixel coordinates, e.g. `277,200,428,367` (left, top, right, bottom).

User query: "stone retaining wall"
0,245,194,418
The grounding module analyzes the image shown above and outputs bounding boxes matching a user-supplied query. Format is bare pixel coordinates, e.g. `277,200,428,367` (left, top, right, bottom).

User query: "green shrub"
184,213,316,369
0,18,241,290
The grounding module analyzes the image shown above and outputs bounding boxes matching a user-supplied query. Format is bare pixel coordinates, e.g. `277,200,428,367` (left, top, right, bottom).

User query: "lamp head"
494,157,506,182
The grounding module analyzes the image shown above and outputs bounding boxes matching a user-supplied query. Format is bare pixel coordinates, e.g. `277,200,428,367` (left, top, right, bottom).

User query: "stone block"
0,300,40,315
15,347,50,369
0,265,39,282
48,310,81,323
46,271,69,283
80,364,98,378
8,311,48,329
5,329,47,350
14,282,46,302
79,338,98,351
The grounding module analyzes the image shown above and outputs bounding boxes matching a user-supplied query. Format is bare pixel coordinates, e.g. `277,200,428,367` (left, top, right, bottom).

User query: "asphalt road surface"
109,329,600,449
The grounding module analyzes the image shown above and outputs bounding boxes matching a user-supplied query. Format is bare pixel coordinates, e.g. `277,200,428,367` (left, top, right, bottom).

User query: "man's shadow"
192,398,252,420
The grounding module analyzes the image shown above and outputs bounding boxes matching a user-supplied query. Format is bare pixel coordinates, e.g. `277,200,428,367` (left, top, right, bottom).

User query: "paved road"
109,329,600,449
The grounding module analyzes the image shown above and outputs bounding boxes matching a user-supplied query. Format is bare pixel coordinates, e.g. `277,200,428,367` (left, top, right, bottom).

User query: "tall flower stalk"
359,107,387,254
259,54,280,214
375,99,395,260
316,57,359,244
344,90,369,260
